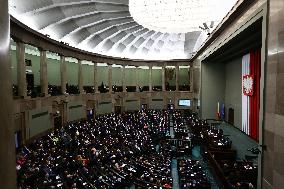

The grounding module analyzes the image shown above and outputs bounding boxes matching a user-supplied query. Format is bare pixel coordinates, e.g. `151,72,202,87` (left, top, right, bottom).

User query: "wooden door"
228,108,234,125
115,106,122,114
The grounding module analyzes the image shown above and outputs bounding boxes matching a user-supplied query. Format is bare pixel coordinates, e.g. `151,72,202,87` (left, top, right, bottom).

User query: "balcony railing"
28,85,42,98
141,86,149,92
83,86,95,94
126,86,136,92
152,86,162,91
113,86,123,92
98,85,109,93
12,84,192,98
179,85,190,91
66,85,80,95
166,86,176,91
48,85,62,96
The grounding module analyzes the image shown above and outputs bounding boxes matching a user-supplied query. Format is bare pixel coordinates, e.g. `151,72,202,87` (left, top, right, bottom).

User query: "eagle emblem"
243,75,254,96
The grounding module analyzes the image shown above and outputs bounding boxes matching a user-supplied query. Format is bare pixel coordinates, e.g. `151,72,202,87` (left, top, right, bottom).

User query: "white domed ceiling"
9,0,238,60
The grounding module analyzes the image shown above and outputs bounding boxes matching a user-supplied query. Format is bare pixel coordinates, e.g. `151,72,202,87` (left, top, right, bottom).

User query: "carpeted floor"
127,184,135,189
156,144,160,153
171,159,180,189
169,114,175,139
192,146,201,159
219,123,258,161
191,146,220,189
170,127,175,139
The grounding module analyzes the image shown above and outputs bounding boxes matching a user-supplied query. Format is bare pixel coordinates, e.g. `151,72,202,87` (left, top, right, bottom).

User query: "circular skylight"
129,0,215,33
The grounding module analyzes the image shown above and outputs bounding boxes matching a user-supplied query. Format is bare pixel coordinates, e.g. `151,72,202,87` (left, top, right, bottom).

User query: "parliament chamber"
15,110,258,189
0,0,283,189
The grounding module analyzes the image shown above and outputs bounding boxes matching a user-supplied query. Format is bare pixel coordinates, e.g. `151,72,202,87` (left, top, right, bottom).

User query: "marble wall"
0,0,17,188
263,0,284,188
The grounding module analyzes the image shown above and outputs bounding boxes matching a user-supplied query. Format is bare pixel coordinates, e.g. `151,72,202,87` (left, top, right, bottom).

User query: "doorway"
26,73,35,97
54,116,62,130
15,131,22,152
87,109,94,120
114,106,122,114
228,108,234,125
141,104,148,110
167,104,175,110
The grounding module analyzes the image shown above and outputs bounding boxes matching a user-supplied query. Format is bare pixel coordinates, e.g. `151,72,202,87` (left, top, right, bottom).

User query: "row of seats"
179,159,210,189
185,116,257,189
17,109,258,188
16,110,175,189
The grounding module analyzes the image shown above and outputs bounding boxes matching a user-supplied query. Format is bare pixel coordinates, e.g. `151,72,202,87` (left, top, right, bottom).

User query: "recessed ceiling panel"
9,0,238,60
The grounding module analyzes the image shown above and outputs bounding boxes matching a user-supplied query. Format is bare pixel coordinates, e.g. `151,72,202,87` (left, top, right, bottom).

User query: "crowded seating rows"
16,109,257,188
185,116,257,189
172,111,191,138
16,110,174,189
202,128,232,150
219,160,257,188
179,159,210,189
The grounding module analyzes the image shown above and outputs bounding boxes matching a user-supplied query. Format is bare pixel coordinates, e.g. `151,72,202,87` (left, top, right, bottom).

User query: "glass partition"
152,67,162,91
66,58,79,94
179,67,190,91
165,66,176,91
82,61,94,94
112,66,123,92
138,67,149,92
125,66,137,92
97,64,108,93
47,51,61,96
25,44,41,98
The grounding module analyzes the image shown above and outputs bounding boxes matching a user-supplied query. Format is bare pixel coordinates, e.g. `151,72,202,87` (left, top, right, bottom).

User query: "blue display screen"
179,99,191,106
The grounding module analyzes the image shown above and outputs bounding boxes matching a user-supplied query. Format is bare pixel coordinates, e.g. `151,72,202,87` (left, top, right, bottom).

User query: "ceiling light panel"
129,0,214,33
